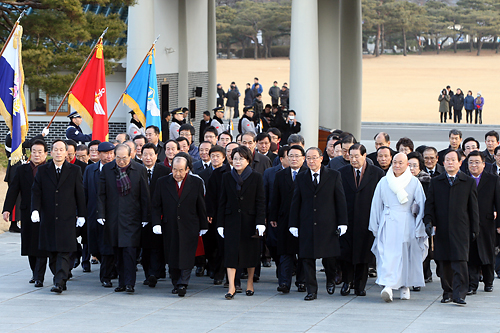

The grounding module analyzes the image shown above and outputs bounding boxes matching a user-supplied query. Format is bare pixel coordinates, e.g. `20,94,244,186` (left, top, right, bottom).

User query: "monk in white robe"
369,153,428,302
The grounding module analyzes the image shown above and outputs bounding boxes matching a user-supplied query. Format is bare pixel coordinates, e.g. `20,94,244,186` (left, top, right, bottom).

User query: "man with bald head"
367,132,396,167
369,153,428,303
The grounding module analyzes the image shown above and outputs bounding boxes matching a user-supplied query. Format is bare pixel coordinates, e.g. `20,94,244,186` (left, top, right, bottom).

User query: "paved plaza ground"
1,231,500,333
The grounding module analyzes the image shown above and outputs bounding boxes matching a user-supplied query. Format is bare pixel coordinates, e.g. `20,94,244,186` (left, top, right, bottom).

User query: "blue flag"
123,49,161,138
0,25,28,165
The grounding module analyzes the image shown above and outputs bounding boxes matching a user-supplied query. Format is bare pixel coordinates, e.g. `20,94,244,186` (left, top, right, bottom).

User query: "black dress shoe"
235,285,243,293
125,285,135,293
91,258,99,265
412,286,421,292
484,286,493,292
340,282,351,296
214,279,223,285
115,286,126,292
368,267,377,278
172,288,178,294
262,261,271,267
177,286,186,297
102,281,113,288
297,284,306,292
62,284,67,291
453,298,466,305
34,280,43,288
277,284,290,293
143,279,150,285
195,266,205,277
225,292,234,300
9,224,21,233
425,277,433,283
253,275,260,282
51,284,62,293
355,289,366,296
466,289,476,295
148,275,157,288
327,283,335,295
304,293,317,301
82,267,91,273
246,290,254,296
441,297,452,303
29,278,35,284
73,258,80,269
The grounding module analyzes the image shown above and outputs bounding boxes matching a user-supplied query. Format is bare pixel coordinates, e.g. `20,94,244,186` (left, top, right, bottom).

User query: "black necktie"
429,170,434,177
313,173,318,187
449,176,455,186
56,168,61,182
204,163,208,169
148,169,152,184
356,169,361,187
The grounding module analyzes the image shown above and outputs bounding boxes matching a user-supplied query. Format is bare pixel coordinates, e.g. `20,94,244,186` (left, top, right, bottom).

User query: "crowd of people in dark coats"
438,85,484,124
3,119,500,305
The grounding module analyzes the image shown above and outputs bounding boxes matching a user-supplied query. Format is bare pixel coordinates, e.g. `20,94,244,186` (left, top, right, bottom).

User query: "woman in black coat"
217,146,266,299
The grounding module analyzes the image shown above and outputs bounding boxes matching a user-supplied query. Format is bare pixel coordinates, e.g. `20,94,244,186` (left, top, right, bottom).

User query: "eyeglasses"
288,154,303,159
468,161,483,166
306,156,321,161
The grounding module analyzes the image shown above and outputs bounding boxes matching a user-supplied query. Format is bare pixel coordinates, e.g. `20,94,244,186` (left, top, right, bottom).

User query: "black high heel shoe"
225,292,235,300
246,290,254,296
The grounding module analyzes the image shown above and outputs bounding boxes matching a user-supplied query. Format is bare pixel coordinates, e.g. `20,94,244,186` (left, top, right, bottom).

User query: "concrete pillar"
178,0,189,108
207,0,217,109
340,0,362,140
318,0,341,131
290,0,319,148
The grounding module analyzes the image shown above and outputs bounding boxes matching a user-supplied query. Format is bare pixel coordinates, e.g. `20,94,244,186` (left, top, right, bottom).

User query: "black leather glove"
471,232,477,242
425,224,433,237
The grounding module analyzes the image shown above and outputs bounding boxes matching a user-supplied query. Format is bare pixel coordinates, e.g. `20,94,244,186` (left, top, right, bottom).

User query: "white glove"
76,217,85,227
41,127,49,136
142,222,148,227
199,229,208,236
31,210,40,223
256,225,266,237
338,225,347,236
217,227,224,238
97,218,105,225
153,225,162,234
289,227,298,237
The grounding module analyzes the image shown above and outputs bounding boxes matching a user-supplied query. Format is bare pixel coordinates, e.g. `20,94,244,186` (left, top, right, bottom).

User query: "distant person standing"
252,94,264,120
438,89,450,123
268,81,280,106
217,83,225,108
244,83,254,107
474,92,484,124
446,85,454,120
225,82,239,120
451,88,464,124
199,111,211,143
279,85,289,109
252,77,263,97
464,91,475,124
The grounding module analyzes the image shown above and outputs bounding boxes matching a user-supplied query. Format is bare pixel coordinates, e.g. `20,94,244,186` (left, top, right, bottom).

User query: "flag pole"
0,10,26,59
107,35,160,121
46,27,108,129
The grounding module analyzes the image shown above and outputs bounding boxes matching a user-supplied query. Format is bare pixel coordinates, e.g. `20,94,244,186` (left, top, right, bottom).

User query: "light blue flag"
145,53,161,134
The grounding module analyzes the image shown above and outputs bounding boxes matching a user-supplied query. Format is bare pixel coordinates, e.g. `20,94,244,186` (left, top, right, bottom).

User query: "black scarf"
130,118,143,128
231,165,252,191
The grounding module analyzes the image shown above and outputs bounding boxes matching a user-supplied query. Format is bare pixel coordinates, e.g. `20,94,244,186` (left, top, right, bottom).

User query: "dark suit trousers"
28,255,48,281
48,252,71,285
423,236,434,280
303,257,336,294
169,267,192,287
279,254,304,287
116,247,137,287
439,260,468,300
341,261,369,291
81,244,90,270
100,254,115,283
141,248,165,279
468,242,494,289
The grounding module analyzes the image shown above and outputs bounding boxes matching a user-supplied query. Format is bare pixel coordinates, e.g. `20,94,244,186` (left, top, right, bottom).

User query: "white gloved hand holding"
338,225,347,236
256,225,266,237
217,227,224,238
31,210,40,223
142,222,148,227
41,127,49,137
153,225,162,234
97,218,105,225
289,227,298,237
199,229,208,236
76,217,85,227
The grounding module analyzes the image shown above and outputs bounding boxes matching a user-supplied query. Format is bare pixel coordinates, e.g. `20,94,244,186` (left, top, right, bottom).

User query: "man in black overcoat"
289,147,348,301
140,143,170,287
3,140,48,287
241,132,272,175
31,140,87,293
152,155,208,297
338,144,384,297
269,145,307,293
466,151,500,294
83,141,116,288
98,144,150,293
424,150,480,305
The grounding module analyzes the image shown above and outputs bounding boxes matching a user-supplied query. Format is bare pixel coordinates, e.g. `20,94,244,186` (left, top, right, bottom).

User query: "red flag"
68,40,108,141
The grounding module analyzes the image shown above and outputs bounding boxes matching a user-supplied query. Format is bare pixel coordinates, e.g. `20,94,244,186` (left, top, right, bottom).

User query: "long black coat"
269,166,308,255
152,175,207,270
204,163,230,251
3,162,47,256
141,163,170,250
470,172,500,265
289,166,348,259
338,163,385,264
252,152,272,175
31,161,86,252
217,171,266,268
98,160,149,248
83,161,113,255
424,172,480,261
